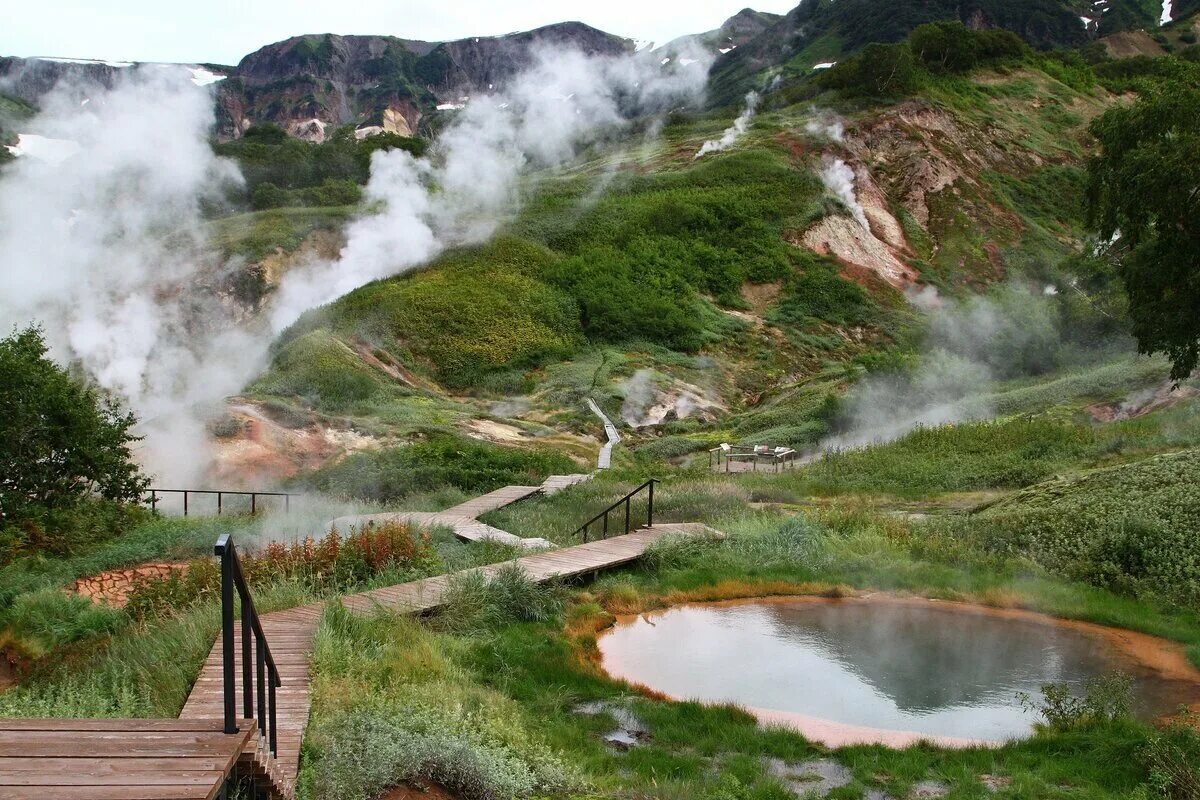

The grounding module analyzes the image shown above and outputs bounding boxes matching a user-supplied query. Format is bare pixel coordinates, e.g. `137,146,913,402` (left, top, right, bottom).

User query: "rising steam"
0,46,711,484
821,284,1064,451
271,46,711,332
0,67,262,485
818,156,870,231
695,90,759,159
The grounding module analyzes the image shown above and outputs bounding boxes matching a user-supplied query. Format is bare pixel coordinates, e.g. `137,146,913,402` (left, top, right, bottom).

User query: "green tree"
823,43,919,97
1086,67,1200,378
0,326,148,555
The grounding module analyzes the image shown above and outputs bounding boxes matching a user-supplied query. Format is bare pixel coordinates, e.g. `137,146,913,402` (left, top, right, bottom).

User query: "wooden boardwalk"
0,718,254,800
176,522,715,796
328,473,592,550
1,464,713,800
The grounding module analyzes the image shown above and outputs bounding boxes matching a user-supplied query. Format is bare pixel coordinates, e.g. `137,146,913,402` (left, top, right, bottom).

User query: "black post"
647,480,655,528
582,522,589,543
150,490,157,513
251,493,257,516
268,673,278,756
216,536,238,734
624,496,631,535
256,639,266,738
217,491,223,516
602,509,609,540
241,591,252,720
184,491,189,517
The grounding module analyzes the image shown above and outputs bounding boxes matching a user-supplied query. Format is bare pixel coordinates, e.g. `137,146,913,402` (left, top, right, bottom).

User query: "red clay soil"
71,563,189,608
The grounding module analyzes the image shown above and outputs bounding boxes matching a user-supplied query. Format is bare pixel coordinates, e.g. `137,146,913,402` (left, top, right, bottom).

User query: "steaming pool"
597,597,1200,747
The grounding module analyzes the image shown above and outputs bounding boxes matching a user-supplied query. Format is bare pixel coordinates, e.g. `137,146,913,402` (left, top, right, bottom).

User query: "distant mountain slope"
707,0,1192,104
657,8,783,56
216,23,631,140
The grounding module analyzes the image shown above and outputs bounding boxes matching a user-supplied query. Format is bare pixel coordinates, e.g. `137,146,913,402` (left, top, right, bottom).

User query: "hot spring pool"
597,597,1200,746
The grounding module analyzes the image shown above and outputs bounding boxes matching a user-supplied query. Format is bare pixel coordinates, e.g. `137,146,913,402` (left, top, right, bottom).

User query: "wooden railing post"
648,480,655,528
216,536,238,734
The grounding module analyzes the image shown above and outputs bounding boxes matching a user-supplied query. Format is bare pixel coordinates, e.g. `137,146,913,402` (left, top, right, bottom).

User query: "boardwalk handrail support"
708,444,799,474
149,488,292,516
575,479,657,543
215,534,282,757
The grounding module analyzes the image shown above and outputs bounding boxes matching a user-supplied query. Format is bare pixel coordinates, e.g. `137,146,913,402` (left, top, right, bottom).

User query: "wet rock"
573,700,650,749
980,774,1012,793
767,758,853,797
909,780,949,798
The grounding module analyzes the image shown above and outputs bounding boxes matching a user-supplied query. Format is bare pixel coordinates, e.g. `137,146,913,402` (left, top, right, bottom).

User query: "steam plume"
819,156,870,230
822,285,1063,451
695,91,759,159
271,46,711,332
0,68,260,485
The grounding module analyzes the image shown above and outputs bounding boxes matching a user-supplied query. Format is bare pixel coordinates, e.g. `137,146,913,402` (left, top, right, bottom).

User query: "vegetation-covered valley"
3,4,1200,800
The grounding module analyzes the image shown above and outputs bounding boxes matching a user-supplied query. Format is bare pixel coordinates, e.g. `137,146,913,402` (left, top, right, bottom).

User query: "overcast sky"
3,1,796,66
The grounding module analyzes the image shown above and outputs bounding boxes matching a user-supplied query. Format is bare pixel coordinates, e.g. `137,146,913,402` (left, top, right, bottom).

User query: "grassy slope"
239,61,1112,475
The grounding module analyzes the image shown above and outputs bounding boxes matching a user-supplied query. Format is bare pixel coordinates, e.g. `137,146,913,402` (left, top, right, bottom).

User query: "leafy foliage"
298,435,577,503
1086,64,1200,378
0,327,149,561
214,125,426,209
125,521,437,619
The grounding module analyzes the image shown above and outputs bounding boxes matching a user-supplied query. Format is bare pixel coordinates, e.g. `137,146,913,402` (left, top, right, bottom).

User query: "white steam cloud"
804,111,845,142
819,156,870,231
0,47,710,485
695,90,759,159
821,285,1063,451
271,46,711,333
0,68,264,485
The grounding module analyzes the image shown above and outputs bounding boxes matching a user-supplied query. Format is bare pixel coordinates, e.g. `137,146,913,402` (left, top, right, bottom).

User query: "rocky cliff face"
215,22,631,141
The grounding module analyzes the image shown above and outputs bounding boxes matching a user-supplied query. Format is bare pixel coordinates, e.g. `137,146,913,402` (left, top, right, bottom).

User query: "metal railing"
708,444,800,474
575,479,657,543
216,534,281,757
147,488,292,516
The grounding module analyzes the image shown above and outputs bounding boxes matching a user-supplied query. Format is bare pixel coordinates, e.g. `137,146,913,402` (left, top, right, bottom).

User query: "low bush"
1020,672,1134,731
976,449,1200,604
437,564,566,633
299,435,577,503
125,521,437,619
0,588,127,659
1141,711,1200,800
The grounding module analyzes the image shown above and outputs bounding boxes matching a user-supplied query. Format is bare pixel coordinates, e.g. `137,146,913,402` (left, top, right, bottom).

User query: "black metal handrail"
216,534,281,757
575,479,657,542
148,488,292,516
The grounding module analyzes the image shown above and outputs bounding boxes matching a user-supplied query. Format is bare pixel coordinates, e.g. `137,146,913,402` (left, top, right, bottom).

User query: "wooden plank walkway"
176,523,717,796
587,398,621,469
1,458,713,800
327,473,594,550
0,718,254,800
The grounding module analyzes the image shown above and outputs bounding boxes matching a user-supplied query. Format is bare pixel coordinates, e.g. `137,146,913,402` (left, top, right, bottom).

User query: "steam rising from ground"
695,91,759,159
0,68,261,485
818,157,870,230
270,46,711,332
0,47,710,484
822,285,1063,450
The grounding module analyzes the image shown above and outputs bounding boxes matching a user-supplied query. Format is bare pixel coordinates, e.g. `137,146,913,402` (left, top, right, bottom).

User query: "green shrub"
0,588,127,659
1020,672,1134,731
822,42,920,97
976,449,1200,604
437,564,565,633
299,435,577,502
1141,711,1200,799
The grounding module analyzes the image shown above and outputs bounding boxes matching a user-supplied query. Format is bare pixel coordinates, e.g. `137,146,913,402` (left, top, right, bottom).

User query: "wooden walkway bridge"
2,477,715,800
